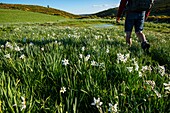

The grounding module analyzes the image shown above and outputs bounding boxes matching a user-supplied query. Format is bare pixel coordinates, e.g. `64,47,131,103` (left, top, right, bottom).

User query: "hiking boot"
141,41,150,50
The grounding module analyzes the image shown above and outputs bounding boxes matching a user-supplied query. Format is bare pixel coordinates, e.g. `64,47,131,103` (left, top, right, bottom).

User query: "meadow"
0,18,170,113
0,9,65,24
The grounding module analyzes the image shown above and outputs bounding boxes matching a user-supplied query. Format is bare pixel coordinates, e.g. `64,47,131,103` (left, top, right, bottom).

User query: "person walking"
116,0,154,51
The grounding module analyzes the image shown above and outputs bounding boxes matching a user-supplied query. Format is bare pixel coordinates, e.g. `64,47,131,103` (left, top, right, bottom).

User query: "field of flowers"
0,21,170,113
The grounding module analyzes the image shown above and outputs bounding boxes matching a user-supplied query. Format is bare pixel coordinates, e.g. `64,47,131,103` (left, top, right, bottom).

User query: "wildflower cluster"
117,53,130,63
21,96,26,111
13,96,26,111
2,42,25,59
116,52,169,99
91,97,119,112
0,24,169,113
163,82,170,95
91,60,105,67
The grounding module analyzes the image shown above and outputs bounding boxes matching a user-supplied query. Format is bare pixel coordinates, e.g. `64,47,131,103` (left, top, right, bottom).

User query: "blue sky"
1,0,120,14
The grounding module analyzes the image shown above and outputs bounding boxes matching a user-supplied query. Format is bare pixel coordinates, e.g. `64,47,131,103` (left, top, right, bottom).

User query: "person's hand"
145,17,148,21
116,17,120,23
145,15,149,21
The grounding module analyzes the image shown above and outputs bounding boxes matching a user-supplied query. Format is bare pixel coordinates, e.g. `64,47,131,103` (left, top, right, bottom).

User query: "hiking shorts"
125,11,145,32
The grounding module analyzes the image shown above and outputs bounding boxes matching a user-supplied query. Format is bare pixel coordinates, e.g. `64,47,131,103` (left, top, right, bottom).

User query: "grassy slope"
0,3,80,18
93,8,118,17
151,0,170,16
0,9,113,25
0,9,66,24
93,0,170,17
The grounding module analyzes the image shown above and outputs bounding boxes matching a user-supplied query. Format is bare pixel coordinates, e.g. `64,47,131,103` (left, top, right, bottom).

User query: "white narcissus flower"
134,62,139,71
106,48,109,53
91,97,103,108
14,46,21,51
58,42,61,45
125,53,130,59
20,47,24,51
145,80,155,89
1,45,4,48
127,67,133,73
108,102,118,113
141,66,148,72
163,82,170,90
153,89,161,98
29,42,34,46
60,87,66,93
141,65,152,72
13,104,17,107
81,46,85,51
41,47,44,51
163,82,170,94
5,42,13,49
99,62,105,67
54,40,58,44
20,54,25,59
158,65,165,76
79,54,83,59
139,71,143,77
21,96,26,111
117,53,130,63
4,54,11,59
93,46,96,50
62,59,69,66
85,54,90,61
91,60,98,66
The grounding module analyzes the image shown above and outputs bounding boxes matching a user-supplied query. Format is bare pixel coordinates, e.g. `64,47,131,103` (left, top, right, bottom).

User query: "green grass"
0,20,169,113
0,9,65,24
0,3,80,18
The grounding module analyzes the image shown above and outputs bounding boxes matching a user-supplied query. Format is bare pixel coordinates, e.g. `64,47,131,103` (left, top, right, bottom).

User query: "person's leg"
125,14,134,46
134,12,150,50
126,32,132,46
135,31,146,43
136,31,150,50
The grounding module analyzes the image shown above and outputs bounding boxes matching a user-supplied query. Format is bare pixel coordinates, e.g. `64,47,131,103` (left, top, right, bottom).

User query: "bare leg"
126,32,132,46
135,31,146,43
136,31,150,50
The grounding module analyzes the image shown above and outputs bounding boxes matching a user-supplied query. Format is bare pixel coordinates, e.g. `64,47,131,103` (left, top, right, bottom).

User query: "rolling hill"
0,8,66,24
93,0,170,17
151,0,170,16
0,1,170,22
93,8,118,18
0,3,80,18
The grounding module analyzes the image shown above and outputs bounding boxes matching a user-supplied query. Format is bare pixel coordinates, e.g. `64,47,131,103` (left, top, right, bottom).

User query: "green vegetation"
91,0,170,22
0,3,80,18
0,9,65,24
0,9,114,25
0,2,170,113
93,8,118,18
0,20,169,112
151,0,170,16
1,2,170,22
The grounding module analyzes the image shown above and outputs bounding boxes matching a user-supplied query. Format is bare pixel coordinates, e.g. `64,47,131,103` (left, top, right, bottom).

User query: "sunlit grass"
0,9,65,24
0,21,169,113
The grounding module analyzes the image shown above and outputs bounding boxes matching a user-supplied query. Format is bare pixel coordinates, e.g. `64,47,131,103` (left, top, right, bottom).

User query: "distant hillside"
151,0,170,16
93,8,118,18
0,9,65,24
93,0,170,17
0,3,80,18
